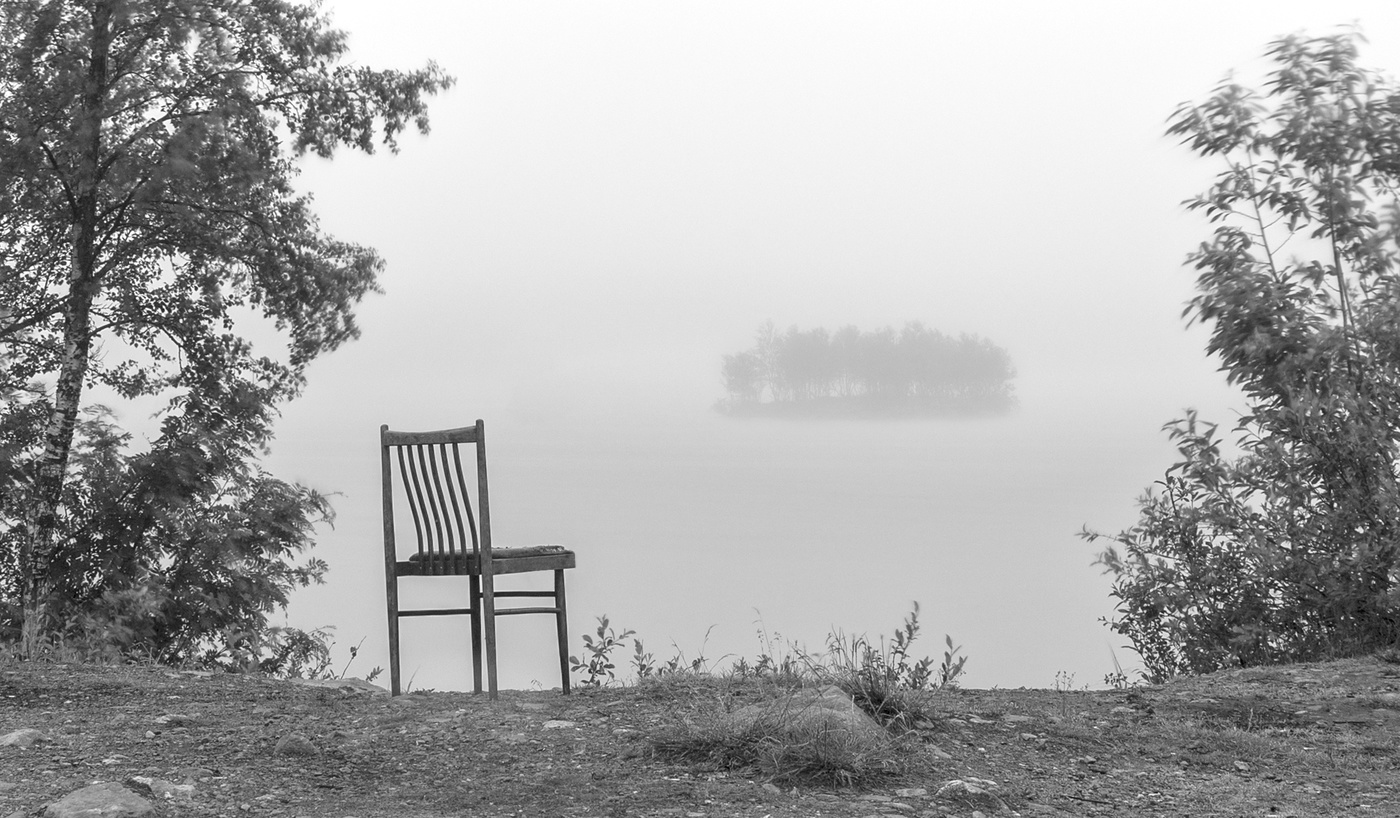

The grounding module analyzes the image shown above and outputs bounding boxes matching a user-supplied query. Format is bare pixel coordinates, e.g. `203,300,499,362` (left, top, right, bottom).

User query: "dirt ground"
2,655,1399,817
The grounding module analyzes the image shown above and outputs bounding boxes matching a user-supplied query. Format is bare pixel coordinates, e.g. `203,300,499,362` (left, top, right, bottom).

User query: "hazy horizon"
78,0,1400,690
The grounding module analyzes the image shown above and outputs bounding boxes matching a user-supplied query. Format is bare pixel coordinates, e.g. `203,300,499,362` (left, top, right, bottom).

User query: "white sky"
223,0,1400,689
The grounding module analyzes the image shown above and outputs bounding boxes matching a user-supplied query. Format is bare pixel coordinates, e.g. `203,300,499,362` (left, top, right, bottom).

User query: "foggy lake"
277,354,1239,693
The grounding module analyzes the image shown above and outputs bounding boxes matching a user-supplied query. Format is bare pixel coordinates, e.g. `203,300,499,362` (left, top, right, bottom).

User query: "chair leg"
482,570,499,700
469,574,484,694
386,575,401,697
555,569,570,694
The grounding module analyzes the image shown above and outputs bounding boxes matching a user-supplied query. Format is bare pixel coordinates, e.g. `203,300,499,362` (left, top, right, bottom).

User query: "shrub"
1084,31,1400,682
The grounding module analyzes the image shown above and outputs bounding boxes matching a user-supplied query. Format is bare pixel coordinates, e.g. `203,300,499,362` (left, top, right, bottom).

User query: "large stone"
0,728,44,749
726,684,888,747
289,677,388,696
273,732,321,757
44,782,152,818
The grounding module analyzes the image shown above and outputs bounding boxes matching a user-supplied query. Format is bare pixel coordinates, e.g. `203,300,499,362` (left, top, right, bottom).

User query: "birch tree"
0,0,452,655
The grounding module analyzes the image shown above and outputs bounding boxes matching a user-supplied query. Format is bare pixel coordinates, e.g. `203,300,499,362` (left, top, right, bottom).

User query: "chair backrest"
380,421,493,575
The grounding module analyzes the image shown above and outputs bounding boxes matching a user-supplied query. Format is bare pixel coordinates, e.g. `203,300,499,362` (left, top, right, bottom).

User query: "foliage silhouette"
1083,30,1400,682
0,0,452,657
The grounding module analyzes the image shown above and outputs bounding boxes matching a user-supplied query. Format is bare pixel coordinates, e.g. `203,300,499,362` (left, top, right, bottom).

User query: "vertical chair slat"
420,445,448,571
431,444,455,554
449,442,479,556
396,446,432,575
440,442,468,570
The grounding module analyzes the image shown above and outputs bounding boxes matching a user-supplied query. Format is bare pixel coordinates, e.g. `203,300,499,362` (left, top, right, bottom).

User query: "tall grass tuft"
637,602,963,786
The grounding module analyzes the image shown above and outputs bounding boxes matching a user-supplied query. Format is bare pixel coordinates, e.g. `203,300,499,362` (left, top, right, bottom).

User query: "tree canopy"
718,321,1016,417
1083,31,1400,682
0,0,452,658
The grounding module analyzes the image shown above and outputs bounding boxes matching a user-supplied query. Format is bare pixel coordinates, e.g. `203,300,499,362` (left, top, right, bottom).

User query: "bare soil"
3,655,1399,817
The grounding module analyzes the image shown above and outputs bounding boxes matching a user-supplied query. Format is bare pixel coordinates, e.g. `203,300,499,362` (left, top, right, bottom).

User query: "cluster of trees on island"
718,321,1016,416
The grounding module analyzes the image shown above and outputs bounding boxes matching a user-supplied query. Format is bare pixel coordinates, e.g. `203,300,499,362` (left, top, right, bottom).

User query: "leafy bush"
1084,31,1400,682
0,401,332,672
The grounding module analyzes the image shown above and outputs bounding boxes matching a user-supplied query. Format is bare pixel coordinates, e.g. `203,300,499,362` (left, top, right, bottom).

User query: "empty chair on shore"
380,420,574,698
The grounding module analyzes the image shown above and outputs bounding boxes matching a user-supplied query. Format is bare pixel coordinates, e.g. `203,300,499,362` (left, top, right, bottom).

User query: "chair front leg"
482,569,499,699
555,569,570,694
386,574,402,697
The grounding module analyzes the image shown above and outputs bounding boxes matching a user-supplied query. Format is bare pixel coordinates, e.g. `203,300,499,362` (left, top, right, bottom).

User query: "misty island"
716,321,1017,418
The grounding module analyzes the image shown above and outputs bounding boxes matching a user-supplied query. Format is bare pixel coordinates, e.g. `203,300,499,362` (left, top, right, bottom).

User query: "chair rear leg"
555,569,570,694
469,574,484,694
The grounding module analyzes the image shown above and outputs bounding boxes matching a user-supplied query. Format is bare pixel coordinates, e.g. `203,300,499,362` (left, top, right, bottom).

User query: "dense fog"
211,0,1400,690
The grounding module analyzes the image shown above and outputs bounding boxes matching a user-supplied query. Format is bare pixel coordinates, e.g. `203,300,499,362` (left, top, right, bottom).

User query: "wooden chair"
381,420,574,698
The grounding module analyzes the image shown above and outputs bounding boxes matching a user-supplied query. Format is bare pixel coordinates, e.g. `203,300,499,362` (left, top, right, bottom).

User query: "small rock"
761,783,782,795
273,733,320,757
895,787,928,798
44,782,152,818
0,729,44,749
1110,706,1135,715
1234,760,1252,773
541,720,578,730
129,777,195,801
966,715,995,725
174,767,215,781
935,779,1008,814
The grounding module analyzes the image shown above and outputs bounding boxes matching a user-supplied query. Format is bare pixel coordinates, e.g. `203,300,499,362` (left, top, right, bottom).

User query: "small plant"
632,638,656,679
938,633,967,688
1052,670,1083,721
1053,670,1076,693
569,615,636,688
324,636,383,684
1102,645,1133,691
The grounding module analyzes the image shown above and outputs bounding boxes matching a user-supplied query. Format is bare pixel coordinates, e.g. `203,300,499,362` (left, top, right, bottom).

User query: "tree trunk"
18,2,110,657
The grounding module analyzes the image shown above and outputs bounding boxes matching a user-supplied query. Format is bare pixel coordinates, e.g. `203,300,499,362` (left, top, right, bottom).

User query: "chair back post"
380,424,402,696
475,419,492,569
474,418,500,696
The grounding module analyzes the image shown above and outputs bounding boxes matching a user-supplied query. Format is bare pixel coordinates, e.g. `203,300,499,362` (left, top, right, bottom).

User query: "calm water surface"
312,390,1171,693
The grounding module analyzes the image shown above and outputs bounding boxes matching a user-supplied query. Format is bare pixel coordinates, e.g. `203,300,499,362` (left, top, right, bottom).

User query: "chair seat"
403,544,576,576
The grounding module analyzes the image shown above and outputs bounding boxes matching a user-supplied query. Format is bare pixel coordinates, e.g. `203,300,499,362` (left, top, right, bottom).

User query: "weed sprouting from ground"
569,615,636,688
822,602,965,730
